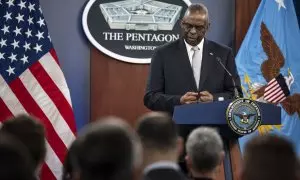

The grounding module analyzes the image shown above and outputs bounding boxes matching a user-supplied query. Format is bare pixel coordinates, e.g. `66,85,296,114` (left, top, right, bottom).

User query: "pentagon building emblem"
226,98,262,135
100,0,182,31
82,0,190,64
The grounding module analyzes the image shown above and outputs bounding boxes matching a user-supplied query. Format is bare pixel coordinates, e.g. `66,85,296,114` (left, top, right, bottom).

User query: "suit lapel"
198,39,213,90
177,39,197,90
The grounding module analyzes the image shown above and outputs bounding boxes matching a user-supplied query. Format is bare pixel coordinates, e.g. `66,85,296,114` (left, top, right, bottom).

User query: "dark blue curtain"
294,0,300,27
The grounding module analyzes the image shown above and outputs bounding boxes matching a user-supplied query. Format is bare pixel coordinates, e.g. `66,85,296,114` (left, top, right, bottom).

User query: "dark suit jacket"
143,168,188,180
144,38,242,115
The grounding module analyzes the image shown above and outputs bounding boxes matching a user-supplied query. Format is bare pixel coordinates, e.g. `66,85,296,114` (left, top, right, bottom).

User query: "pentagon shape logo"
82,0,190,64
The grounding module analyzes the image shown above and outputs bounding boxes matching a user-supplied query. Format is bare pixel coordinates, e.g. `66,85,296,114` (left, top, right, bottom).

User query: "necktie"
192,46,201,89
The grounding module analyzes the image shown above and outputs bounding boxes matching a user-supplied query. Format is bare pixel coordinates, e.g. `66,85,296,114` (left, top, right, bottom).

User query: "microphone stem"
217,57,240,99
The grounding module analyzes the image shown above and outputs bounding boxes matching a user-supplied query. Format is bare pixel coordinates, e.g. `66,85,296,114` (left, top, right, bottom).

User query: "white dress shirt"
184,38,204,66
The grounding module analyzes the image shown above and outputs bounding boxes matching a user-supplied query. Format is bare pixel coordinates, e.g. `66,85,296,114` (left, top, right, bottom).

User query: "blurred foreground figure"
0,132,36,180
185,127,224,180
75,116,142,180
1,114,46,175
136,112,187,180
241,134,300,180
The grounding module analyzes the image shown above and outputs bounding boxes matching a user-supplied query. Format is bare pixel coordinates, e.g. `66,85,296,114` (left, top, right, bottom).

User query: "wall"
192,0,235,49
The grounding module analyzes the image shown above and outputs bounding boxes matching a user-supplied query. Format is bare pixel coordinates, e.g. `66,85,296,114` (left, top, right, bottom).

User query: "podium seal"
226,98,262,135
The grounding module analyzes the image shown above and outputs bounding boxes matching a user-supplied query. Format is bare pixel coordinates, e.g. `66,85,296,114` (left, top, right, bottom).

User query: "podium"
173,100,281,138
172,99,281,180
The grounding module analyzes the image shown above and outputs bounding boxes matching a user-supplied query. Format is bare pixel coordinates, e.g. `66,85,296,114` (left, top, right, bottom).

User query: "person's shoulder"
206,39,232,52
155,39,181,53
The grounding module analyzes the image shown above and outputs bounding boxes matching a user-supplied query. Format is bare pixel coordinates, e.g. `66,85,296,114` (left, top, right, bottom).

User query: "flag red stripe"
50,48,59,64
29,61,76,134
265,84,280,97
40,163,57,180
265,87,281,100
267,91,284,102
0,98,13,122
265,79,277,91
9,78,67,163
278,96,286,103
269,78,276,83
273,94,285,103
267,88,283,99
268,78,276,84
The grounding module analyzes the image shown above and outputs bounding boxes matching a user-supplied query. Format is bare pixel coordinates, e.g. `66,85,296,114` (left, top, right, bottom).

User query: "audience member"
76,116,142,180
241,134,299,180
136,112,187,180
62,138,81,180
0,114,46,174
0,132,36,180
185,127,224,180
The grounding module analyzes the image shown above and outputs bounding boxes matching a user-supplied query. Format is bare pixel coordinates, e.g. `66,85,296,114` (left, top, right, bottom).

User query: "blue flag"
236,0,300,154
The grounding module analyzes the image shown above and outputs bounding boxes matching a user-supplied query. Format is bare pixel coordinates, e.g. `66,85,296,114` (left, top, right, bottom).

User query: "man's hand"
199,91,213,102
180,92,198,104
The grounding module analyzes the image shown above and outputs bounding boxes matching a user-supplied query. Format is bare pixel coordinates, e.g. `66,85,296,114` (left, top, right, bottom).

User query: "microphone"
216,56,240,99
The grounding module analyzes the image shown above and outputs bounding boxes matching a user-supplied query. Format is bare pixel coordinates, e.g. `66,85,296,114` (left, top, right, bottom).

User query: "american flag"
264,73,290,104
0,0,76,179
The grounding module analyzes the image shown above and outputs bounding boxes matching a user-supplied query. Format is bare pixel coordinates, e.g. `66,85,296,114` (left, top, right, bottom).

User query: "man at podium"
144,3,242,115
144,2,242,175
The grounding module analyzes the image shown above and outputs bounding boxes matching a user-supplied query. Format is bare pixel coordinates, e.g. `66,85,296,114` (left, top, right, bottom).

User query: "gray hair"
184,3,210,22
186,127,223,172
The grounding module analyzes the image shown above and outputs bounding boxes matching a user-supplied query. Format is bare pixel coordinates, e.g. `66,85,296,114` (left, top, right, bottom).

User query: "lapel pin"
209,52,214,56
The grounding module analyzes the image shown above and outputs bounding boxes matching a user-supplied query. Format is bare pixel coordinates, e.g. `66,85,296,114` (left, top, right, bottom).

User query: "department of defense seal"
226,98,262,135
